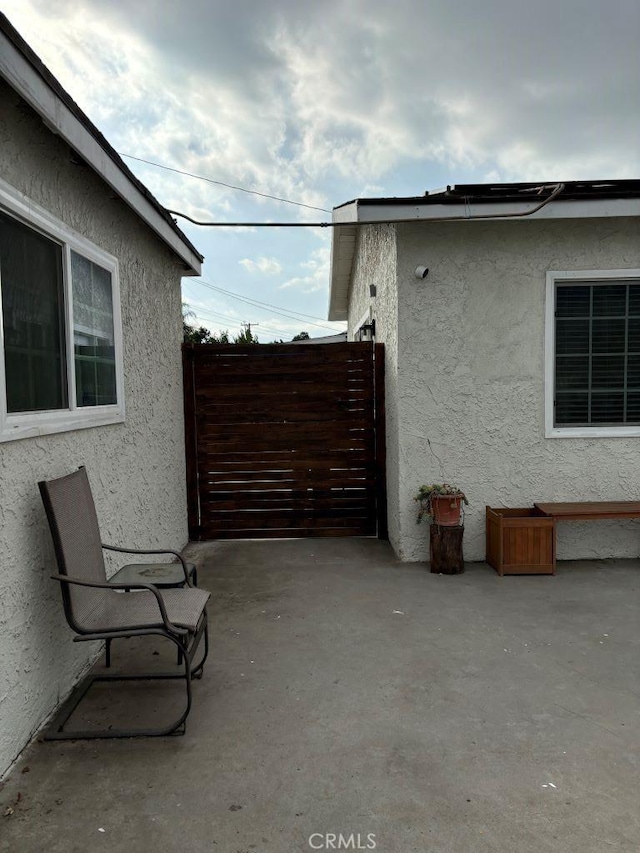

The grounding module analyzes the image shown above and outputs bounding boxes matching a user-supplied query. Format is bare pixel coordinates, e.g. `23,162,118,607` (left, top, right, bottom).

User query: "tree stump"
430,524,464,574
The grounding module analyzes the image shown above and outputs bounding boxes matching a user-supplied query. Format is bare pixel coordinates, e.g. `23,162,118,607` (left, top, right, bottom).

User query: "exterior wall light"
414,265,429,279
357,319,376,342
369,284,377,298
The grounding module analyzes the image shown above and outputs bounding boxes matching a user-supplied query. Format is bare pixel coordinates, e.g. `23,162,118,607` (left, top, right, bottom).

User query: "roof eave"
344,197,640,224
327,194,640,321
0,15,202,275
328,203,359,321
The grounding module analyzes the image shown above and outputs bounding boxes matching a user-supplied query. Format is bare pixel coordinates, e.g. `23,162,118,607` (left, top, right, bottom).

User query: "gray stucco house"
0,15,202,775
329,181,640,563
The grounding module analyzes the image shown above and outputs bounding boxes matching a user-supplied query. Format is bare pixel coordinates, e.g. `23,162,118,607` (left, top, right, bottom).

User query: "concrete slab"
1,539,639,853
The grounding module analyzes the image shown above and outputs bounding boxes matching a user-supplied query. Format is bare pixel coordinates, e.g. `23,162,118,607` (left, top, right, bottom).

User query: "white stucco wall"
0,81,190,775
346,225,402,549
394,216,640,561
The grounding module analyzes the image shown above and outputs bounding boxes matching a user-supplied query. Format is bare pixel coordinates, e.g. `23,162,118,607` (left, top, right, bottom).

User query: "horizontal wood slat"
197,438,374,454
193,386,374,402
183,342,382,540
196,454,373,470
191,342,369,361
199,420,375,438
202,526,375,539
198,400,372,422
201,515,376,530
200,497,375,512
194,362,371,380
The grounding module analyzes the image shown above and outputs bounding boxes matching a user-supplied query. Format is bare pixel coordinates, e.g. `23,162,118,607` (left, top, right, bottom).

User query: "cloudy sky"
4,0,639,340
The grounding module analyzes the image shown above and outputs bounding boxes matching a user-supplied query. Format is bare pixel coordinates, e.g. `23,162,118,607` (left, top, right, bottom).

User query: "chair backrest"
39,467,107,632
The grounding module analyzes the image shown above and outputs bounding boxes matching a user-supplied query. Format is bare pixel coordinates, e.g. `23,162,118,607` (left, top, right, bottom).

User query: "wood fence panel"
183,342,385,540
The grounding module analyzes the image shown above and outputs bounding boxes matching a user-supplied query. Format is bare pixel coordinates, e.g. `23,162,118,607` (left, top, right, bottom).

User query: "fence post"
374,343,388,540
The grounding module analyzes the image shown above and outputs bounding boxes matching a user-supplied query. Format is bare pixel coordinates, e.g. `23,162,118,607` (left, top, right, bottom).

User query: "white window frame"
0,180,125,442
545,269,640,438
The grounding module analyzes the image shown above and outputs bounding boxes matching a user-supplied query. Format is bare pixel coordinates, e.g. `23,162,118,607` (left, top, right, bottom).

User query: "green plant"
414,483,469,524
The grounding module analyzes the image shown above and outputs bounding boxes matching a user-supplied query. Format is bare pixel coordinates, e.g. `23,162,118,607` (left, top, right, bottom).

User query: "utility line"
170,210,331,227
187,304,297,338
194,279,337,324
167,182,565,228
120,153,330,212
188,310,310,341
192,279,339,332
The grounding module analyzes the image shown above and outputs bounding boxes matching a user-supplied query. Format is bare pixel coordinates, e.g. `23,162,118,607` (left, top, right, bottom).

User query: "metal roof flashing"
0,13,203,275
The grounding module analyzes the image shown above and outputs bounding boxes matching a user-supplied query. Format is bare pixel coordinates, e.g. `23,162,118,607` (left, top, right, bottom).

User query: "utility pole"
237,321,259,343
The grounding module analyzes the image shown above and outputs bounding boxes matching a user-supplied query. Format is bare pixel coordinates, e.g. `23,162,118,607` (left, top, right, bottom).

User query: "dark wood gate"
182,342,386,540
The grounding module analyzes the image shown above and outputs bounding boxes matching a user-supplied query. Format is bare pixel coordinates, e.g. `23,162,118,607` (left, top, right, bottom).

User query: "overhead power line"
187,304,290,336
186,303,312,339
167,183,565,228
195,279,336,323
192,279,339,332
169,210,331,227
119,153,330,212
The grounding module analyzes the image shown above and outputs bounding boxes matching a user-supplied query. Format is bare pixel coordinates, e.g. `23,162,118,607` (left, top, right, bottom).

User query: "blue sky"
4,0,639,340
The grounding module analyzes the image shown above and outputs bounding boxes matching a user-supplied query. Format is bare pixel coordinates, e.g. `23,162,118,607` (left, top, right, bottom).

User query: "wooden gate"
182,342,386,540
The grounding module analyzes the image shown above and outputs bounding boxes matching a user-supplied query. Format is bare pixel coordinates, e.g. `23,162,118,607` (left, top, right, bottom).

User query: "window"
545,270,640,438
0,182,124,442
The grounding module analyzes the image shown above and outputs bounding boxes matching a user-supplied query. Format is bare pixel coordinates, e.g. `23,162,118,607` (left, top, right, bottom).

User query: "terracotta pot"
431,494,464,526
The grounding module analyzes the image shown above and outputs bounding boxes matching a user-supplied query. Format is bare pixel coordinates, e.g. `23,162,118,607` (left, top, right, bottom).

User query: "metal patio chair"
38,466,210,740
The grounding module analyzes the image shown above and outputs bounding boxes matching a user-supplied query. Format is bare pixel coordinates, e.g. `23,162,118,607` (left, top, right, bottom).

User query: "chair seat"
109,562,197,588
83,587,210,634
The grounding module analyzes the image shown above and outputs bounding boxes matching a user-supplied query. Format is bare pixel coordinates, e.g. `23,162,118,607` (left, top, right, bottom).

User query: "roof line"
328,180,640,321
0,12,203,273
333,179,640,211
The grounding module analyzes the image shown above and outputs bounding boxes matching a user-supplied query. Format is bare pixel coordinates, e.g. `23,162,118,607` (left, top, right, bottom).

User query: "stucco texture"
0,82,190,775
350,215,640,562
347,225,402,550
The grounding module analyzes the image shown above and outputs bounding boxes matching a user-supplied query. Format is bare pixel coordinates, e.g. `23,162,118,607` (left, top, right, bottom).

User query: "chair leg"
191,617,209,679
177,565,197,665
105,638,111,668
45,633,194,740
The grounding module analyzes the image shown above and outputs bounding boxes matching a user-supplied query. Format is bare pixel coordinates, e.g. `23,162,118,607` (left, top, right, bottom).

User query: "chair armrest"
101,544,192,586
49,573,187,635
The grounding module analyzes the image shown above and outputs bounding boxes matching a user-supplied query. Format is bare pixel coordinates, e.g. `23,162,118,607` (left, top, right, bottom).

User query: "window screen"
0,211,67,413
555,281,640,426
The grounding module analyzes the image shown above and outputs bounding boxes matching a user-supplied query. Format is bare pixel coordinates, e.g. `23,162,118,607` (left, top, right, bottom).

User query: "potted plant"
414,483,468,527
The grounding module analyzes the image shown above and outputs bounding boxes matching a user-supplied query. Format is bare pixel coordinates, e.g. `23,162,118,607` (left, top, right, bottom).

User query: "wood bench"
486,502,640,575
535,501,640,572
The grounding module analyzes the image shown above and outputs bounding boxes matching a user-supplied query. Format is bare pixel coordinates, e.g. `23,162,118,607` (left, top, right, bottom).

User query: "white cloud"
239,257,283,275
3,0,638,340
5,0,638,209
279,247,330,293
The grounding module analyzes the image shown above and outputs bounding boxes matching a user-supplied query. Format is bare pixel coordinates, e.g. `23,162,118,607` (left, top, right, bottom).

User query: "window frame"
545,269,640,438
0,180,125,443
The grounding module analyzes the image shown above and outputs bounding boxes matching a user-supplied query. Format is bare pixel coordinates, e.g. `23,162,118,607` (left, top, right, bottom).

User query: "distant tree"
272,331,311,343
182,302,211,343
183,322,215,343
182,304,260,344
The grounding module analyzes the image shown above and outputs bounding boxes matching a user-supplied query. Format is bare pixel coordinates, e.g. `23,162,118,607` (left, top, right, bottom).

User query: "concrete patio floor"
1,538,639,853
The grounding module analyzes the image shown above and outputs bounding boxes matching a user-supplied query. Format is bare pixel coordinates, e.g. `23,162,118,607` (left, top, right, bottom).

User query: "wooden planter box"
485,506,555,576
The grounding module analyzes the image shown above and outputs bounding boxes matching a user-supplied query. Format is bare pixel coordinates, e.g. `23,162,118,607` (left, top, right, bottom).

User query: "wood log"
430,524,464,574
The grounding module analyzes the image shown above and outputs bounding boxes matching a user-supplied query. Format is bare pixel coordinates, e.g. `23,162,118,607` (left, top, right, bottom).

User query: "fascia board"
349,197,640,223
